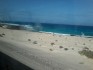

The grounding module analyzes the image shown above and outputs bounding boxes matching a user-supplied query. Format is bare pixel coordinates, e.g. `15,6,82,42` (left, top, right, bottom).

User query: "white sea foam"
0,23,93,38
21,25,34,31
39,31,93,38
1,23,20,26
39,31,70,36
23,25,33,29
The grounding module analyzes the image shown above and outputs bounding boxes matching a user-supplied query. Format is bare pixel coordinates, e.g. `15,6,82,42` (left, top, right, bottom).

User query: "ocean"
1,21,93,36
41,23,93,36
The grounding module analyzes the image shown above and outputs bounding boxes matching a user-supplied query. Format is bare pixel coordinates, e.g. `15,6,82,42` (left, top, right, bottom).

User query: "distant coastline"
0,21,93,37
0,23,93,70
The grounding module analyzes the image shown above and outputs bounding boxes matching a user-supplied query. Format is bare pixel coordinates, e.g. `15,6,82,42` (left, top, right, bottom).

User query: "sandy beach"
0,27,93,70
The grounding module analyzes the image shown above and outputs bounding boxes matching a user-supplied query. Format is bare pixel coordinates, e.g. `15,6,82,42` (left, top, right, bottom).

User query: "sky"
0,0,93,26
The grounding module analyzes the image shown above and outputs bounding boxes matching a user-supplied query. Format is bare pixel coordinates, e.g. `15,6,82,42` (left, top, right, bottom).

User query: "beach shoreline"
1,22,93,37
0,25,93,70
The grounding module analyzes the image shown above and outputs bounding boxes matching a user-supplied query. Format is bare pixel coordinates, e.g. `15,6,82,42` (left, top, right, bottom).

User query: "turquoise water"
1,21,93,36
41,23,93,36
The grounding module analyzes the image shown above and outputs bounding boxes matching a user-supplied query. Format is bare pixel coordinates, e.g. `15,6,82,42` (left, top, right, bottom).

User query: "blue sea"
1,21,93,36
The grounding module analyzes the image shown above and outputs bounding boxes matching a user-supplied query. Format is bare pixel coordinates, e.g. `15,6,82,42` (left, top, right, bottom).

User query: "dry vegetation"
51,42,55,46
0,33,5,37
28,39,31,41
64,48,68,51
33,41,38,44
49,49,53,51
79,47,93,59
59,46,63,49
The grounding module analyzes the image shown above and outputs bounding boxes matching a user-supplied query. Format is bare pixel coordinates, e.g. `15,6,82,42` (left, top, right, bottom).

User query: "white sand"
0,27,93,70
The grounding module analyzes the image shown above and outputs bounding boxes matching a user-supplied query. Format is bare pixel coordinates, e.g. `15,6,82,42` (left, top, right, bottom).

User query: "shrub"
83,47,89,50
72,48,74,50
51,42,55,46
33,41,37,44
28,39,31,41
64,48,68,51
79,49,93,59
79,62,84,64
59,46,63,48
49,49,53,51
0,34,3,37
2,33,5,35
83,43,85,45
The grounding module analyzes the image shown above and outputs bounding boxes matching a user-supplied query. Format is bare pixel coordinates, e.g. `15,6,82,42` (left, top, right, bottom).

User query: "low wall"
0,52,34,70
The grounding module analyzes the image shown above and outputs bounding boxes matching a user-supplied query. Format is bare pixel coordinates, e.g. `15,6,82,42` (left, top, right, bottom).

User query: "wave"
0,22,20,26
22,25,34,31
0,23,93,38
39,31,93,38
39,31,71,36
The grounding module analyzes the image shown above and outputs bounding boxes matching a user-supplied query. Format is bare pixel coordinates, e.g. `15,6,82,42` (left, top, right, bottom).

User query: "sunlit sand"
0,26,93,70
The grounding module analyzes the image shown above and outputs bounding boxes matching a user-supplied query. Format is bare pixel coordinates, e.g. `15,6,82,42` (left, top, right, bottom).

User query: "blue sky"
0,0,93,26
